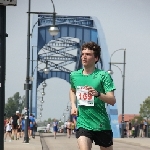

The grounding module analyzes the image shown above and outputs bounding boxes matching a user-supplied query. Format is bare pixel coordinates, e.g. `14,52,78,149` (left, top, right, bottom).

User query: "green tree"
139,96,150,121
131,115,144,124
5,92,25,118
47,118,52,123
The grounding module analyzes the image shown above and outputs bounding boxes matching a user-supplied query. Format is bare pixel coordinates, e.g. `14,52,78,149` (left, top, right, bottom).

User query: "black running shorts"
76,128,113,147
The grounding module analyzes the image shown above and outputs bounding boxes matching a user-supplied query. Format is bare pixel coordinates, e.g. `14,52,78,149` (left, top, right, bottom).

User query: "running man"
69,41,116,150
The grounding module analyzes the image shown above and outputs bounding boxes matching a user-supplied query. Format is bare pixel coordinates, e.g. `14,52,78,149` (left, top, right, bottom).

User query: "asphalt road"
113,142,149,150
42,133,150,150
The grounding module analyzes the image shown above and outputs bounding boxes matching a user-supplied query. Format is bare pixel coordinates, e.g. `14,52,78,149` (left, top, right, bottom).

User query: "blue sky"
6,0,150,120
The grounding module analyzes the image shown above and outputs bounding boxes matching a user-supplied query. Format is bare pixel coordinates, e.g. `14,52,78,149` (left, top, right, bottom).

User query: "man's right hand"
71,106,77,116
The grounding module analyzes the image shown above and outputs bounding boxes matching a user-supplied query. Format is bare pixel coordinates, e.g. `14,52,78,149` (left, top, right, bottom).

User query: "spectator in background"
128,120,132,137
143,119,147,137
64,121,67,133
21,114,25,138
11,111,19,140
66,119,72,138
53,119,58,139
126,122,129,138
46,122,51,133
17,113,22,140
29,114,36,139
4,118,12,142
139,120,144,137
32,115,36,138
133,119,139,138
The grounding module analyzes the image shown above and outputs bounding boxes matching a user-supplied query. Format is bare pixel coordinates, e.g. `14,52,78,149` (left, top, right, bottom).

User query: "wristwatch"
95,91,101,98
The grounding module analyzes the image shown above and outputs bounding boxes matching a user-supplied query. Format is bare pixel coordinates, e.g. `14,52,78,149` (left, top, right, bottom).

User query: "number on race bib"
78,93,93,100
76,86,94,106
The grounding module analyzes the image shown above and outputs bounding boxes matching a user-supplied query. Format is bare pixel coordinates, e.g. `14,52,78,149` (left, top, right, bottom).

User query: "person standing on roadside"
53,119,58,139
66,119,72,138
128,120,132,137
4,118,12,142
11,111,19,140
133,119,138,138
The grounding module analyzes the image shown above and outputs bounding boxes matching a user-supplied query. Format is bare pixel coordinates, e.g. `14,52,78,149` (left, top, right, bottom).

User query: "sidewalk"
114,138,150,148
4,135,42,150
43,133,150,150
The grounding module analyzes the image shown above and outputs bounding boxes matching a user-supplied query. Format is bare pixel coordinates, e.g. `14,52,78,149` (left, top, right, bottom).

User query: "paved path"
42,133,150,150
4,135,42,150
4,132,150,150
114,138,150,148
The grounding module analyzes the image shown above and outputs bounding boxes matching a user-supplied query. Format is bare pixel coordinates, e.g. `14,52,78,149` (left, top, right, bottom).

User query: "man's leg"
77,136,92,150
100,146,113,150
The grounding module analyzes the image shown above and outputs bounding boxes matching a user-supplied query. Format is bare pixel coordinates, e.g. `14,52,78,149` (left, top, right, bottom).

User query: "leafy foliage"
131,115,144,124
139,96,150,121
5,92,25,118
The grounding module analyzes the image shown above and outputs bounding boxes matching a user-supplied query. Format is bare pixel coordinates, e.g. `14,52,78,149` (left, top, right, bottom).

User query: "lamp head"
42,82,47,88
42,92,45,96
107,70,113,75
41,100,44,103
44,68,50,74
49,26,59,36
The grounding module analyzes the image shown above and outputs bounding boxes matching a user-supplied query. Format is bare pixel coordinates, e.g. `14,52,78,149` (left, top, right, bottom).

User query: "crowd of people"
4,111,37,142
122,119,148,138
45,117,77,139
63,117,76,138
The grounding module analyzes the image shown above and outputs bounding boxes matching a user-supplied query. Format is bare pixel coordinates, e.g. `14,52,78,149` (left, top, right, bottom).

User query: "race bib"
76,86,94,106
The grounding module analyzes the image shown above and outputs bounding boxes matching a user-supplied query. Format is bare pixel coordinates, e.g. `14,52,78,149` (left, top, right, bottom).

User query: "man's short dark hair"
81,41,101,63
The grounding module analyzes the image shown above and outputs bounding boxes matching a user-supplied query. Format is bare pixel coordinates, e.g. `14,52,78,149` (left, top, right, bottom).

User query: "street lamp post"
0,5,6,150
23,0,31,143
108,49,126,138
29,46,34,114
24,0,59,143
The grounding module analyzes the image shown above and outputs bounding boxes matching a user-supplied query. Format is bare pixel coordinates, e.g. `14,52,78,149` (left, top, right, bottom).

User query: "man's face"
81,48,98,67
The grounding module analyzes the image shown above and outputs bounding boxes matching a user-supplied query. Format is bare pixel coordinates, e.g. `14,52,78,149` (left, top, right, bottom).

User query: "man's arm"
69,88,76,107
97,91,116,106
87,86,116,106
96,71,116,105
69,88,77,115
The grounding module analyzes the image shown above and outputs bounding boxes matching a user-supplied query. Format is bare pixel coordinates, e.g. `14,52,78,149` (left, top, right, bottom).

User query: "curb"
39,133,49,150
114,139,150,149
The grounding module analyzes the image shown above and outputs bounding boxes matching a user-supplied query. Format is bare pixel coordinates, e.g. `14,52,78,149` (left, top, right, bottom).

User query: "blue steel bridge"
30,15,120,138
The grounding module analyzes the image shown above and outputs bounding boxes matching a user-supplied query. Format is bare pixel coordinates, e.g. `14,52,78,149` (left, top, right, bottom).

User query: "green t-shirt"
70,68,116,131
